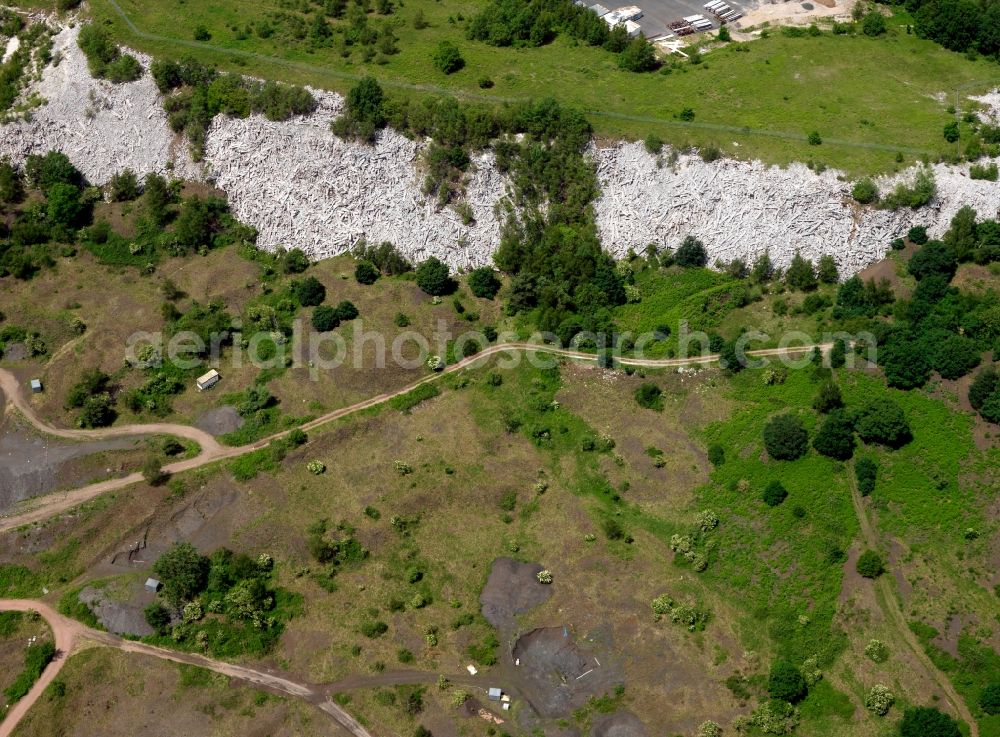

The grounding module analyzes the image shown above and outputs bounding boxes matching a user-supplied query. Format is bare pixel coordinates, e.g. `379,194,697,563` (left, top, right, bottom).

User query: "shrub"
333,300,359,321
644,133,663,154
768,661,807,703
432,41,464,74
707,444,725,466
536,570,553,584
852,178,879,204
282,248,310,274
855,457,878,496
807,131,822,146
864,638,889,662
307,460,326,475
880,167,936,210
142,457,168,486
865,684,894,715
812,382,843,413
907,225,929,244
969,367,999,411
144,602,171,635
763,414,808,460
634,383,663,411
932,334,981,380
762,480,788,507
862,11,886,35
970,162,999,181
360,620,389,638
355,260,379,284
856,550,884,578
109,169,140,201
898,706,961,737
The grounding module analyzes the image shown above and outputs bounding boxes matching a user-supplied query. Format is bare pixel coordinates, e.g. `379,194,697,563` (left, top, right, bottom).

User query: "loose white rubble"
204,90,508,270
2,35,19,64
2,23,999,275
592,143,1000,272
0,25,199,183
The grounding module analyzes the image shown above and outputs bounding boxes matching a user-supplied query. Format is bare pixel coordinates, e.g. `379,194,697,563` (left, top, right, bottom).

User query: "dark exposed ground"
480,557,551,632
591,711,649,737
194,405,244,436
0,388,141,510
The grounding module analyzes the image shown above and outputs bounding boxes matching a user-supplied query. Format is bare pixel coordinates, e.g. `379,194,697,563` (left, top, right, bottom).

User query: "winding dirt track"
0,342,979,735
0,599,372,737
846,468,978,737
0,342,828,533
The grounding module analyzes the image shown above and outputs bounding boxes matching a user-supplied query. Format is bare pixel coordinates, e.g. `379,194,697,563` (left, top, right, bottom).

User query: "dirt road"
0,599,372,737
846,466,978,737
0,342,830,533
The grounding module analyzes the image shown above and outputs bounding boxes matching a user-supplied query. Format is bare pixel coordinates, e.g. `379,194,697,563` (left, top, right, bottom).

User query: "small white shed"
29,379,43,393
145,577,161,592
196,369,221,391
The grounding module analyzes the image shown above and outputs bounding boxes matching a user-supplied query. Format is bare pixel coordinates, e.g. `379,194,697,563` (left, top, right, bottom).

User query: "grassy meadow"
73,0,1000,174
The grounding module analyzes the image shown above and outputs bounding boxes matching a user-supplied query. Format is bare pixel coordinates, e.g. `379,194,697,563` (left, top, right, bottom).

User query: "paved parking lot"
630,0,755,37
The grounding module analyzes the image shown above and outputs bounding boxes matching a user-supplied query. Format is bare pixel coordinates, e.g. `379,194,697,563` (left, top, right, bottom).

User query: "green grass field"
79,0,1000,174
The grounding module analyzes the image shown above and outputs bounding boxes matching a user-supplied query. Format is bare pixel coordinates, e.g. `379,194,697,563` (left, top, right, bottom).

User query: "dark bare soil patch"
78,582,156,637
480,557,551,632
511,626,623,718
194,405,244,436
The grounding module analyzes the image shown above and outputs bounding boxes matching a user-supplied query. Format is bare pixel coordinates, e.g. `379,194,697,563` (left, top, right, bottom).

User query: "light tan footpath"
0,342,829,533
0,599,372,737
847,467,978,737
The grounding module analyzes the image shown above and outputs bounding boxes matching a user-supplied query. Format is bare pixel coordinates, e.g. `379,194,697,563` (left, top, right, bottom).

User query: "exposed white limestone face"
1,23,998,275
0,25,199,182
592,142,1000,273
203,89,508,270
2,35,19,64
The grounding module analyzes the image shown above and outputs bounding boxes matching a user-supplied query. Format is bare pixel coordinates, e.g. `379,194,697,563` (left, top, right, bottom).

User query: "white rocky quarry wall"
2,24,999,275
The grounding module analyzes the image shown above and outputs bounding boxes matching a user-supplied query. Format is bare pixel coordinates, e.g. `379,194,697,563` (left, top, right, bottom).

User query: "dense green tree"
0,157,24,204
46,182,83,229
899,706,961,737
618,38,658,72
852,178,879,204
856,549,884,578
768,661,807,703
415,256,455,296
333,300,359,321
908,240,957,281
882,340,932,390
980,683,1000,715
153,542,210,606
981,390,1000,424
109,169,140,201
143,602,171,634
763,413,808,461
943,121,960,143
143,173,171,226
944,205,979,261
762,480,788,507
829,339,847,369
78,394,116,428
468,266,502,299
334,76,386,142
312,305,340,332
908,225,929,244
812,410,856,460
932,334,980,379
817,255,839,284
855,457,878,496
854,399,912,448
785,252,817,291
24,151,82,194
674,236,707,268
292,276,327,306
355,260,379,284
969,366,999,411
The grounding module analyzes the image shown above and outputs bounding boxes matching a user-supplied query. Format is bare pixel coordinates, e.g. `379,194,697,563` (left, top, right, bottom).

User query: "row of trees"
467,0,659,72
